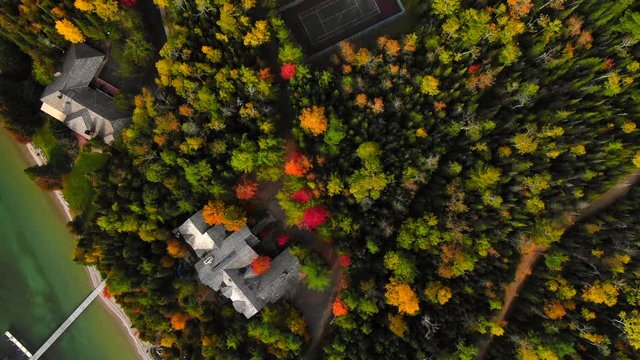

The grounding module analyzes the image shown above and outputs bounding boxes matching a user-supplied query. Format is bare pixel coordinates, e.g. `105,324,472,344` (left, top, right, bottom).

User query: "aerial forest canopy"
2,0,640,359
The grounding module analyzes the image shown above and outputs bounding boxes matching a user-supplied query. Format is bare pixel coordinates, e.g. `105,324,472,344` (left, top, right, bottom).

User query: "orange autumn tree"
202,200,247,231
170,312,189,330
385,280,420,315
235,178,258,200
299,106,328,135
284,152,312,177
332,297,348,317
166,238,188,258
203,200,225,224
251,256,271,275
507,0,533,18
543,300,567,320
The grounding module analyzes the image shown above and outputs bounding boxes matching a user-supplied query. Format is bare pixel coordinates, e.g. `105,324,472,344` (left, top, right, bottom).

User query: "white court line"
316,0,381,43
321,3,359,25
299,0,382,45
299,0,340,18
318,4,361,40
299,0,339,41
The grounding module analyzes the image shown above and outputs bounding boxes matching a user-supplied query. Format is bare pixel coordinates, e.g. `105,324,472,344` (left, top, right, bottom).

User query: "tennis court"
282,0,403,53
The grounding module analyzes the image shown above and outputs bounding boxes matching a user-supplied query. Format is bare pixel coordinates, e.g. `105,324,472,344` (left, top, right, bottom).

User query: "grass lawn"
62,151,110,215
32,120,67,168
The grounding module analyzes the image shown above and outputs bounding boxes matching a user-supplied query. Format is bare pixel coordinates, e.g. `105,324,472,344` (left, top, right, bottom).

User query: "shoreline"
15,137,153,360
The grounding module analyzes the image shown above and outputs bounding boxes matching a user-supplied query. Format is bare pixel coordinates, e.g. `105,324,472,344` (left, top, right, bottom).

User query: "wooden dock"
30,279,107,359
3,279,106,359
4,331,33,358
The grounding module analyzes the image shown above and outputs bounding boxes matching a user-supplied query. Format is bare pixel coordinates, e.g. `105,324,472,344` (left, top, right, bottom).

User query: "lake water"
0,130,137,360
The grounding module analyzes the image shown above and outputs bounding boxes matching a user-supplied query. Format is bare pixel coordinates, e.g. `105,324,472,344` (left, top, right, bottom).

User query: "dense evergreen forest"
2,0,640,359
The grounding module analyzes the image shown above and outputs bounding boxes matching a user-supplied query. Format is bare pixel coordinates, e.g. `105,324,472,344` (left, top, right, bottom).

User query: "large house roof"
41,44,104,99
194,226,260,291
39,44,131,144
176,211,227,257
180,213,300,318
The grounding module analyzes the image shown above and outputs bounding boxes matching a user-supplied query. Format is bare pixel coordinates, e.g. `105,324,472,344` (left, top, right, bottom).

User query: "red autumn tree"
281,63,296,80
235,178,258,200
468,64,481,73
339,254,352,267
302,206,328,229
277,234,290,247
102,287,112,299
119,0,138,7
284,152,312,177
332,298,348,317
251,256,272,275
291,188,314,203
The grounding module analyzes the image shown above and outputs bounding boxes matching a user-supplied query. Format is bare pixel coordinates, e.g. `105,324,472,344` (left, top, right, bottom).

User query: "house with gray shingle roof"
39,44,130,144
175,213,300,318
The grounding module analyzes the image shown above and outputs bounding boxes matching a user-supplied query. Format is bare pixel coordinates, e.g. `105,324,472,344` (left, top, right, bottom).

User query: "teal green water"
0,130,137,360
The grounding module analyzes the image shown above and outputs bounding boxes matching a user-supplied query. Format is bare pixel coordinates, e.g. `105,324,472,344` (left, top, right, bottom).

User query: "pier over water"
4,279,107,359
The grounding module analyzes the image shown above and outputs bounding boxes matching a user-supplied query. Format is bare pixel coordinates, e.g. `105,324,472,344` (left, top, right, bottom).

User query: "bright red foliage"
102,287,112,299
468,64,481,73
339,254,352,267
119,0,138,7
277,234,290,247
281,63,297,80
291,189,314,203
332,298,348,317
302,206,328,229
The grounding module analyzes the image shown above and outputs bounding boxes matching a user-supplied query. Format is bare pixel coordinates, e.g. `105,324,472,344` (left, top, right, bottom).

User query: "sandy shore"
18,140,153,360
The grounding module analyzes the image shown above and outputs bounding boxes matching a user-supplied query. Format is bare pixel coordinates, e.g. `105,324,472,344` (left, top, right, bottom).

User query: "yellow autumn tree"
385,280,420,315
420,75,440,95
55,19,85,43
299,106,328,135
388,313,408,338
243,20,270,47
582,281,619,307
93,0,121,21
424,281,452,305
74,0,94,12
154,0,170,8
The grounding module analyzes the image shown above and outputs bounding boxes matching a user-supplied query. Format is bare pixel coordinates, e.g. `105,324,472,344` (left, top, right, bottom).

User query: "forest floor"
476,171,640,359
